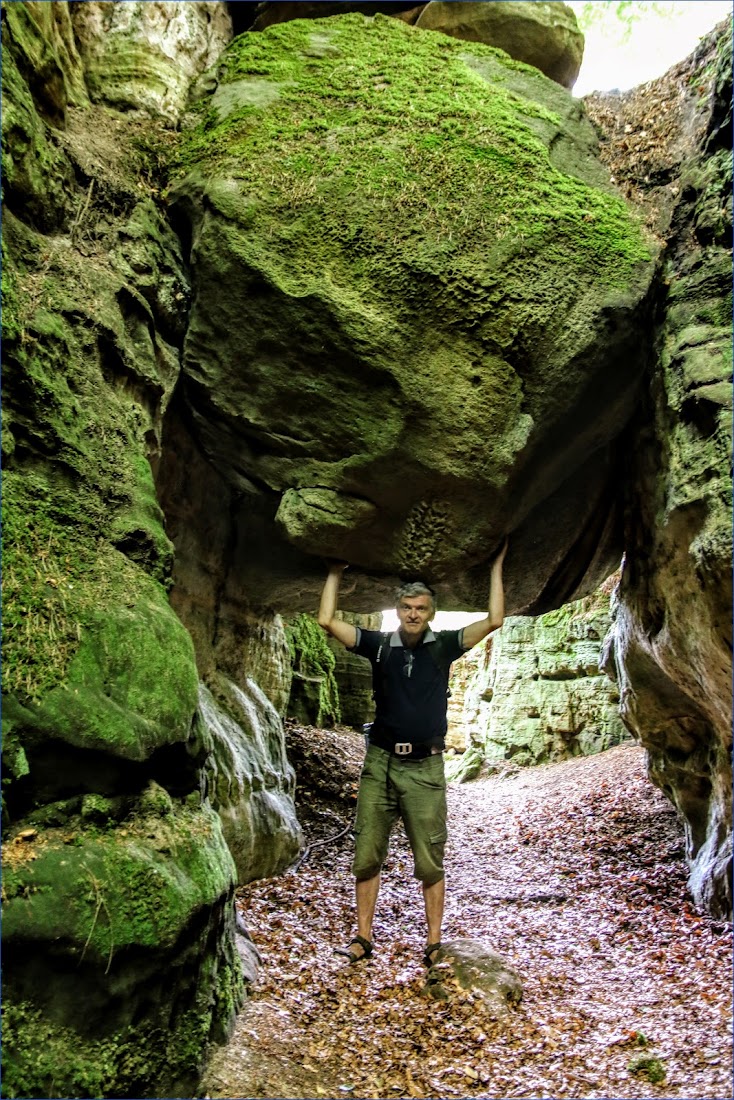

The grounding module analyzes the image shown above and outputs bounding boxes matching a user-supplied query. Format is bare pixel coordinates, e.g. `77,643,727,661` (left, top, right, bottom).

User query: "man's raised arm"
460,539,508,652
317,562,358,649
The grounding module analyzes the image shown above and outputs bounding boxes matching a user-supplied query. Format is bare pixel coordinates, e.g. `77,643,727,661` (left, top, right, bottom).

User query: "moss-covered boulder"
169,12,656,617
250,2,584,89
2,799,241,1100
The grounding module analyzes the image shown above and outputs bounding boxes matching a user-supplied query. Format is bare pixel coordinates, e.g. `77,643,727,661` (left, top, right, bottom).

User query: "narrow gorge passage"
202,738,732,1100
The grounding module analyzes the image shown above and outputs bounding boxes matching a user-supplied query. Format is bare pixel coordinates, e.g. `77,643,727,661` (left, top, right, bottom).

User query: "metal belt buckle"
394,742,412,756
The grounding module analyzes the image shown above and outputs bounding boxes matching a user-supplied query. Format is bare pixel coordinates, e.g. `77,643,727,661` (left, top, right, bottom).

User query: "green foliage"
571,2,677,42
286,613,341,726
627,1054,667,1083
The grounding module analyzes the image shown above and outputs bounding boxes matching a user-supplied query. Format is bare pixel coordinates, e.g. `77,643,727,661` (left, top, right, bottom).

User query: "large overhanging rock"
415,1,584,89
169,13,656,615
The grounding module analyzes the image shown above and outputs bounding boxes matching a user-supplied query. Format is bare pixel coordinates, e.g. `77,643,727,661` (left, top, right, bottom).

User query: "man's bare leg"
350,873,380,958
423,876,445,961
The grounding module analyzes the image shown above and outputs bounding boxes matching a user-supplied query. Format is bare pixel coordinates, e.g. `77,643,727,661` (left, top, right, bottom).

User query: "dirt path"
201,740,732,1100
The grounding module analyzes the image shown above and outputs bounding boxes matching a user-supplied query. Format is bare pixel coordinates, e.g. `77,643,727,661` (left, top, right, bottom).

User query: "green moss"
286,613,341,726
1,229,177,705
1,989,238,1100
0,17,74,231
1,470,195,759
2,590,197,765
2,804,243,1098
2,804,235,958
173,12,651,313
627,1055,667,1084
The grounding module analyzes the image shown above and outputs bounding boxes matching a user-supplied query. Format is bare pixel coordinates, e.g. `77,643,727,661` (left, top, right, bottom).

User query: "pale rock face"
456,586,629,766
416,0,584,89
71,0,233,121
198,679,303,884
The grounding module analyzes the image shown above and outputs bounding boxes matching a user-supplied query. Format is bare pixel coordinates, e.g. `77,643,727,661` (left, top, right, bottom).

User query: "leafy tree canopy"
570,1,677,43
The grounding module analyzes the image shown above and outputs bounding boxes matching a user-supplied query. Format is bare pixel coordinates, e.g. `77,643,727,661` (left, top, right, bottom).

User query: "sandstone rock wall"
455,582,630,769
0,5,298,1095
328,612,383,729
198,679,303,883
601,21,733,918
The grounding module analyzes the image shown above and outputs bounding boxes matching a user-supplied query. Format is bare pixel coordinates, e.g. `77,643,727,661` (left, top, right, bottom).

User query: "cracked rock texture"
599,21,733,919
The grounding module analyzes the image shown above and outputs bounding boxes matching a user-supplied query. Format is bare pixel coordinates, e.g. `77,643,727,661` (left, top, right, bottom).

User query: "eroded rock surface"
0,5,298,1095
598,22,733,918
199,679,303,883
452,580,630,772
169,12,656,616
71,0,232,122
415,1,583,88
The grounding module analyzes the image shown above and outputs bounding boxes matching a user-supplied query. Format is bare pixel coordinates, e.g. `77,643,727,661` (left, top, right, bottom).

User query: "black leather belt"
368,737,441,760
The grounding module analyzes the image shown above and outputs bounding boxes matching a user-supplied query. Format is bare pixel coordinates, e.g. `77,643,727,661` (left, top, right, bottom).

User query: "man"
317,541,508,966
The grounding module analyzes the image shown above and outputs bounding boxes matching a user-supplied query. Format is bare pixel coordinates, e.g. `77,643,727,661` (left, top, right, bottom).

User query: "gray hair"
395,581,437,611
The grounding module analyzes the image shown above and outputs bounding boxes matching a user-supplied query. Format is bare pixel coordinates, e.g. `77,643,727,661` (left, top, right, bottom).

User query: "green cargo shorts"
352,745,447,886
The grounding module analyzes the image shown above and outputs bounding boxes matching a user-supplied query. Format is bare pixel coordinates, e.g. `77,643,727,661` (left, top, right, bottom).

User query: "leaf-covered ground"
202,730,732,1100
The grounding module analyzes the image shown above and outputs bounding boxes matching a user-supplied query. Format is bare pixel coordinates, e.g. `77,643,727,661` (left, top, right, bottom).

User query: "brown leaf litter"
202,736,732,1100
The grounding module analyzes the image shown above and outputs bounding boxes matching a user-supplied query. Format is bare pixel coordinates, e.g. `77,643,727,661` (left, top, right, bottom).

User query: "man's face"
396,595,434,640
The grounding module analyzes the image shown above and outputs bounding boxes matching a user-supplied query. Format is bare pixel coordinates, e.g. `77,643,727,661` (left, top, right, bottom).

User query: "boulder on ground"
425,937,524,1015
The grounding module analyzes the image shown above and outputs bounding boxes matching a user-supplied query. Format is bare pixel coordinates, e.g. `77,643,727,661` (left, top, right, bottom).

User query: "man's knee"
352,823,390,882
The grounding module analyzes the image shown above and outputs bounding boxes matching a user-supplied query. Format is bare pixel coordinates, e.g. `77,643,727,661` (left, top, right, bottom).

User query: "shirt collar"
390,628,436,647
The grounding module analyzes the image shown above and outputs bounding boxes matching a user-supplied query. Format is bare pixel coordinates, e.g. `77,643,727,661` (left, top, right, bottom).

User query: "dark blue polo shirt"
350,628,466,746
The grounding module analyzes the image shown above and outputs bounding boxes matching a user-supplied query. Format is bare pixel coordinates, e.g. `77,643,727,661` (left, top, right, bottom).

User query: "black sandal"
423,941,442,968
334,934,373,963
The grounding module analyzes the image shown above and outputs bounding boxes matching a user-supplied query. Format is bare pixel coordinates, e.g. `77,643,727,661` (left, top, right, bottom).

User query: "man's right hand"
317,562,358,649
